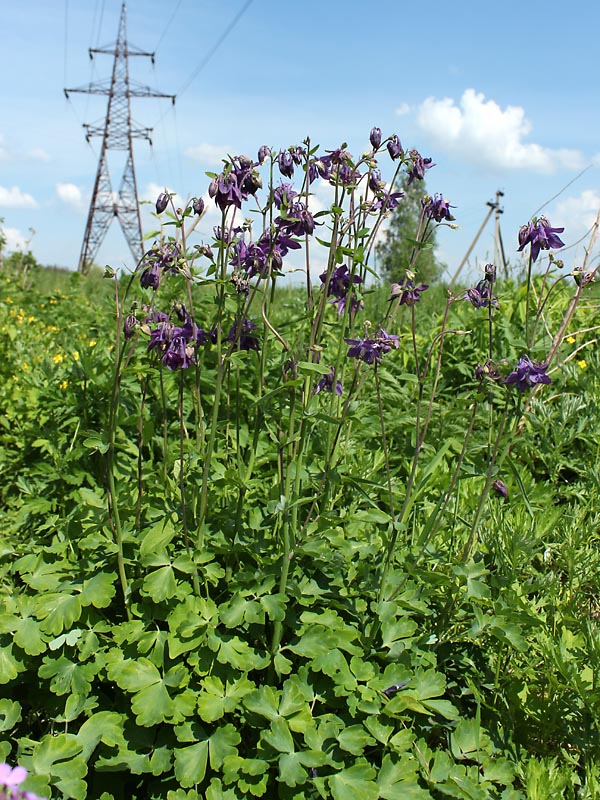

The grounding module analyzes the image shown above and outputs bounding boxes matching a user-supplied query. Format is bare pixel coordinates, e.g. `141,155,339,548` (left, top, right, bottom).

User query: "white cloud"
553,190,600,238
395,102,411,116
56,182,85,211
414,88,584,173
27,147,50,162
185,143,234,165
0,185,38,209
2,226,27,251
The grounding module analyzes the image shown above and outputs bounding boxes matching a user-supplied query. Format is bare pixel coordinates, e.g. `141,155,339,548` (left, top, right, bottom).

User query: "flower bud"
258,145,271,164
193,197,205,216
155,192,169,214
370,127,382,149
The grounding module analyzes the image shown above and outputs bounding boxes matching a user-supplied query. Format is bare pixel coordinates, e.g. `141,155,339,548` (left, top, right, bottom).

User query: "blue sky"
2,0,600,282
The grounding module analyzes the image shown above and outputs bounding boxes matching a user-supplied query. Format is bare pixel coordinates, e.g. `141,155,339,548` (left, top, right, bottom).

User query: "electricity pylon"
64,2,175,273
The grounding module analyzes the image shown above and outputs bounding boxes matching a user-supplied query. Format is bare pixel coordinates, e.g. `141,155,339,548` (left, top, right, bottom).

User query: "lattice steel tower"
65,2,175,273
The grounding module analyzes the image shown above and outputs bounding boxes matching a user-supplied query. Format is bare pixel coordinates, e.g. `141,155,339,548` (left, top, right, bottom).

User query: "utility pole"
65,2,175,273
449,190,505,286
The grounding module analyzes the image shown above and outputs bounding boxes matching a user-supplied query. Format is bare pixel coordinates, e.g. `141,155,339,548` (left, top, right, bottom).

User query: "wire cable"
153,0,184,53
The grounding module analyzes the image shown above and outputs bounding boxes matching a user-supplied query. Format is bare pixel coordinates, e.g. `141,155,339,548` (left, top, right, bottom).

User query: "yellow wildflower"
49,298,57,305
5,297,12,304
567,336,576,344
27,316,36,323
59,380,68,390
73,351,80,362
88,339,97,348
22,362,30,371
578,359,588,370
53,353,64,364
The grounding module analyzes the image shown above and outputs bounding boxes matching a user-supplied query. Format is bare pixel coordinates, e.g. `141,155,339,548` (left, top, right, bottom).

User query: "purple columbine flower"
320,264,363,315
390,280,429,306
407,150,435,184
387,134,403,160
227,318,259,351
464,279,498,309
517,216,565,263
277,150,295,178
124,313,139,339
273,183,298,209
314,367,343,396
492,479,509,500
140,261,161,290
345,328,400,365
257,145,271,164
504,355,551,391
155,192,169,214
370,190,404,213
370,127,382,149
423,194,455,223
193,197,205,216
162,334,195,371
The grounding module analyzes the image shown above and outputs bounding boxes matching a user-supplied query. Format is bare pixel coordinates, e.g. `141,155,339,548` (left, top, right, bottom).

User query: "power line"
154,0,185,53
177,0,254,97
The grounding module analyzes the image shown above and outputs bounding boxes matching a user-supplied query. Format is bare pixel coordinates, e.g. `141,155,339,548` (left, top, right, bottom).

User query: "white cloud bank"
185,143,234,166
3,226,27,251
56,182,86,212
553,190,600,238
412,88,584,173
0,185,38,208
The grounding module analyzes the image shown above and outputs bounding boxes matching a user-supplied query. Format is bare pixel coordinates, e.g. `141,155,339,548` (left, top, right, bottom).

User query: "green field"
2,147,600,799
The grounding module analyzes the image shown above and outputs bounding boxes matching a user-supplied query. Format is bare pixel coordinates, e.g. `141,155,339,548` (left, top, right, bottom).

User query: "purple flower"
484,263,497,282
464,279,498,309
320,264,363,315
277,201,316,237
345,328,400,365
314,367,343,396
162,334,195,371
227,318,259,351
406,150,435,184
140,262,161,290
369,169,385,194
492,479,509,500
370,191,404,214
258,145,271,164
518,217,565,262
193,197,205,216
390,280,429,306
124,313,139,339
387,134,403,160
278,150,295,178
0,764,28,790
155,192,169,214
504,355,551,391
289,145,306,165
423,194,455,223
370,127,382,149
273,183,298,209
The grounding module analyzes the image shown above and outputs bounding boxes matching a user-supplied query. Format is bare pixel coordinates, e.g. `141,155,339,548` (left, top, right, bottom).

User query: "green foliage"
376,172,445,284
2,149,600,800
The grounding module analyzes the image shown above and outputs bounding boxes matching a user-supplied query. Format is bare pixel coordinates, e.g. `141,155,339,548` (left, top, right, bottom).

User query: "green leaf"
81,573,116,608
377,754,430,799
76,711,126,761
14,617,46,655
38,655,94,697
337,725,375,755
0,699,21,731
32,733,84,775
37,593,83,635
262,718,294,753
329,763,378,800
143,565,178,602
209,725,241,769
0,645,23,683
174,740,209,788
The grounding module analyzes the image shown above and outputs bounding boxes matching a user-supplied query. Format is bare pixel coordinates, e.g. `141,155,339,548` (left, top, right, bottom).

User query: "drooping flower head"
389,279,429,306
277,150,295,178
345,328,400,365
517,216,565,262
406,149,435,184
155,192,169,214
314,367,343,396
503,354,551,391
423,194,455,223
320,264,363,315
370,127,382,149
464,279,499,309
492,479,509,500
387,134,403,160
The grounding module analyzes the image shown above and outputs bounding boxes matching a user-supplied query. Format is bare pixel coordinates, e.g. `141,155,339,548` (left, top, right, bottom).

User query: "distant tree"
376,173,445,285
